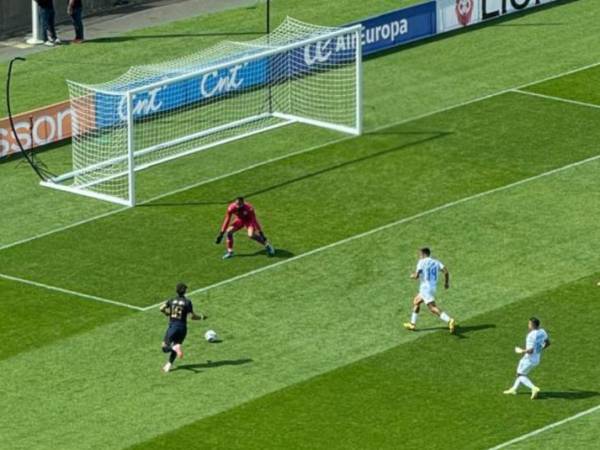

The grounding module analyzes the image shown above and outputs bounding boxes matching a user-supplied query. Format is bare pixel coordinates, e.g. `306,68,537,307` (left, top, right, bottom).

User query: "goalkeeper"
215,197,275,259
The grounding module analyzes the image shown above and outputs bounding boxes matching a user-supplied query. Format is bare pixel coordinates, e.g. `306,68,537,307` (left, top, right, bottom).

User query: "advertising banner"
95,58,268,128
350,1,437,56
481,0,559,21
437,0,482,32
0,100,73,159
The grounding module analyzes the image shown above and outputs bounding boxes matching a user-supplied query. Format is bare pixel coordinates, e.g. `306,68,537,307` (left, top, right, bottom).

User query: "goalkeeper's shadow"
236,248,294,259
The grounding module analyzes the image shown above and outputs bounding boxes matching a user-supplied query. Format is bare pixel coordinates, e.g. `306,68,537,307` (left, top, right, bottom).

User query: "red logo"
455,0,474,26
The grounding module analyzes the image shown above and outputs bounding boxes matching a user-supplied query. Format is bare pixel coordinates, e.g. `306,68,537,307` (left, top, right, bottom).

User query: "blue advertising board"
94,2,437,128
95,58,268,128
349,1,436,56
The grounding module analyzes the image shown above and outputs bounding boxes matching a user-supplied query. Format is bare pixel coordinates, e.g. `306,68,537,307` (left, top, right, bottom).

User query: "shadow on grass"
233,248,294,259
89,32,265,44
415,323,496,339
137,200,226,207
175,357,253,373
538,390,600,401
145,130,452,207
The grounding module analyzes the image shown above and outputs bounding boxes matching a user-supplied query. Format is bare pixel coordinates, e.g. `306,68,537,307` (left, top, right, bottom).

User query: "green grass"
1,0,600,449
1,90,600,306
128,274,600,450
0,277,132,360
510,408,600,449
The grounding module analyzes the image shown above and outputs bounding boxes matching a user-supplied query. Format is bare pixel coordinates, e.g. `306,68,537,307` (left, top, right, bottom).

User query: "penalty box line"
487,403,600,450
141,153,600,311
0,272,144,311
1,60,599,254
511,89,600,110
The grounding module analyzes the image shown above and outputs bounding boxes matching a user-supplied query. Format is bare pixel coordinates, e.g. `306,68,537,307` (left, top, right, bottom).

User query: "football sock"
162,345,172,354
169,351,177,364
519,376,535,389
410,312,419,324
511,377,521,390
440,312,451,323
226,235,234,251
251,234,266,245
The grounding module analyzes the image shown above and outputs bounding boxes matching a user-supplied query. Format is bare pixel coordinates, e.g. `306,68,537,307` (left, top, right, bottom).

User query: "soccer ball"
204,330,218,342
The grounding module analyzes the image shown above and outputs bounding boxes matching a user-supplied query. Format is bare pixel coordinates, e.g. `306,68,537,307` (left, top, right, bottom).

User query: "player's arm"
188,302,206,321
216,210,232,243
159,301,171,316
442,266,450,289
515,346,533,354
543,338,551,349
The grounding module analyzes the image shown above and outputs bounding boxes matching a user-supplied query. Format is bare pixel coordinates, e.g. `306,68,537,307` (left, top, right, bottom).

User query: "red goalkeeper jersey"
220,202,261,232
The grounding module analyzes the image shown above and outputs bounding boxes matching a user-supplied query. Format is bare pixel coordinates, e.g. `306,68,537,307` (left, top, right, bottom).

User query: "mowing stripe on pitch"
0,272,143,311
1,60,599,254
488,403,600,449
512,89,600,110
142,154,600,310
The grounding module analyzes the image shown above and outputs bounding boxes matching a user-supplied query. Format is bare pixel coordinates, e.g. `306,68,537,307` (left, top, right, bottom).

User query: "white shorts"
418,286,437,304
517,356,539,375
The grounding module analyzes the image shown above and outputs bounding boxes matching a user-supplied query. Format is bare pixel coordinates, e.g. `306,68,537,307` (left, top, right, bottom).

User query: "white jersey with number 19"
416,257,445,303
417,257,444,290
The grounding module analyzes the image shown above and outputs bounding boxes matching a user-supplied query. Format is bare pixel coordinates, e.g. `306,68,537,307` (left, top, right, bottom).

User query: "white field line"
1,60,599,253
142,153,600,311
487,403,600,450
0,272,144,311
512,89,600,110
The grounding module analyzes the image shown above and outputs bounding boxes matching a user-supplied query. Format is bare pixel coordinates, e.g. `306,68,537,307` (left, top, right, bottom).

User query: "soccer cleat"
449,318,456,334
162,362,172,373
503,388,517,395
222,251,234,260
44,41,55,47
172,344,183,359
266,244,275,257
531,386,540,400
403,322,416,331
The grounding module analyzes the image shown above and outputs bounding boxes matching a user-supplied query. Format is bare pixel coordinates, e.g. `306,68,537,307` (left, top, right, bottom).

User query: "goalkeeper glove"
215,232,224,244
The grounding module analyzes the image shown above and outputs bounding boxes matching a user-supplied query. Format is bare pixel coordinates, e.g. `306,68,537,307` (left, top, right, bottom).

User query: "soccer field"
1,0,600,449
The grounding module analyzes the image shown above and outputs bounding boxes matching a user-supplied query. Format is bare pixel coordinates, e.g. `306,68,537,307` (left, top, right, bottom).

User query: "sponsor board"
349,1,437,55
0,100,74,159
437,0,482,32
95,58,268,128
482,0,558,20
438,0,559,31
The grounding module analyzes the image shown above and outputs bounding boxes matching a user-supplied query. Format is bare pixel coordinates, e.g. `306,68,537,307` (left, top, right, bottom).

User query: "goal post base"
271,113,361,136
40,180,134,207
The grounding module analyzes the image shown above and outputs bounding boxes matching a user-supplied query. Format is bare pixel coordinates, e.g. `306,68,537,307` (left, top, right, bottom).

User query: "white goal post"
41,18,363,206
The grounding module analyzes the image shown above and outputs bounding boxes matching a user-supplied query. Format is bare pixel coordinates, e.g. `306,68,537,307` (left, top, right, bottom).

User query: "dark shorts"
164,324,187,345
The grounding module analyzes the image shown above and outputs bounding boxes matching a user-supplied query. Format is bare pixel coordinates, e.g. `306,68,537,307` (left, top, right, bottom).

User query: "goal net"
41,18,363,206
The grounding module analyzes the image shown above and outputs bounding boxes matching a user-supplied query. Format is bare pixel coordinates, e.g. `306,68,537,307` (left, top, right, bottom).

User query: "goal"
41,18,363,206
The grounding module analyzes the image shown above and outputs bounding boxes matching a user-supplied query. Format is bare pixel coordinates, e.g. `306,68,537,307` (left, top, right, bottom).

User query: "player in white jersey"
504,317,550,399
403,248,456,333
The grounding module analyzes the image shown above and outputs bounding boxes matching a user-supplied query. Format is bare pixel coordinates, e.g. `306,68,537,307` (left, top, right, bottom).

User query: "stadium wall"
0,0,148,39
0,0,564,159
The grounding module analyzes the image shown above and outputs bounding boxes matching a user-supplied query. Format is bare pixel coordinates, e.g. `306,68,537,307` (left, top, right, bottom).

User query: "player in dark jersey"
159,283,205,373
215,196,275,259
